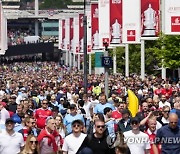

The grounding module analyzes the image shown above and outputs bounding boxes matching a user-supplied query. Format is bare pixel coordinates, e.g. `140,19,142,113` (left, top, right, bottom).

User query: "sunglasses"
42,103,48,105
73,124,80,127
96,125,105,128
131,121,138,125
164,110,170,113
30,141,38,144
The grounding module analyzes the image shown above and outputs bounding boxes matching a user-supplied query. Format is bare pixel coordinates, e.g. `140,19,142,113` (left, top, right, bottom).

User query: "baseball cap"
72,119,84,126
60,98,64,101
131,117,140,124
11,94,17,99
5,118,15,124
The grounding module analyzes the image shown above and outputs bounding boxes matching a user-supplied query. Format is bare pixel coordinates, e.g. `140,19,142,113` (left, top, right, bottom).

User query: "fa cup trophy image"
93,30,99,49
142,4,156,36
111,19,122,44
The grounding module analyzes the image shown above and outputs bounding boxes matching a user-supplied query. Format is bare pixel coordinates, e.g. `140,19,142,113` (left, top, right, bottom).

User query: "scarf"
38,129,60,152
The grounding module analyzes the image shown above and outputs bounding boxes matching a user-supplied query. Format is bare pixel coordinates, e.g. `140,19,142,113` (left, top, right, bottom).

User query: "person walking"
0,118,24,154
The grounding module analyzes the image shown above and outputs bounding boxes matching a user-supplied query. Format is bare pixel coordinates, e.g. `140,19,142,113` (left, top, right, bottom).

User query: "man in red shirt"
161,84,172,99
111,102,124,120
34,99,52,129
154,84,162,96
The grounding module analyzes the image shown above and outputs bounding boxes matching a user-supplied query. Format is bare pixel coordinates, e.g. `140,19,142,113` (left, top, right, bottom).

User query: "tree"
152,33,180,69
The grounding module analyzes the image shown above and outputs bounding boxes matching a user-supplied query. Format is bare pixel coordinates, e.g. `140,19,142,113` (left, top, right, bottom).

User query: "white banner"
65,18,70,51
122,0,141,44
163,0,180,35
73,15,79,54
58,19,62,50
87,7,92,54
98,0,110,48
0,2,7,55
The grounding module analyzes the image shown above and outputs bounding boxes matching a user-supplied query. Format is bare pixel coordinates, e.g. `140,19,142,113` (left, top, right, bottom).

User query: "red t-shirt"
111,110,122,119
34,108,52,129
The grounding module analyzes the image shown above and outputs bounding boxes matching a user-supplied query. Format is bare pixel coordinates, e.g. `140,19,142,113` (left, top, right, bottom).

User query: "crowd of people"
7,29,58,46
8,29,35,46
0,61,179,154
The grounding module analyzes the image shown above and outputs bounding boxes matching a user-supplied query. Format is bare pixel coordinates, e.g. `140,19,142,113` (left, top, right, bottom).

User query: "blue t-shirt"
156,125,180,154
94,103,115,114
63,113,85,134
105,119,116,138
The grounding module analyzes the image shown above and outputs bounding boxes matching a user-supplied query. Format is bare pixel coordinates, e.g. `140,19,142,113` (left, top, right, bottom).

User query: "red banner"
110,0,122,44
62,19,65,49
70,18,74,50
141,0,160,37
91,3,99,49
171,16,180,32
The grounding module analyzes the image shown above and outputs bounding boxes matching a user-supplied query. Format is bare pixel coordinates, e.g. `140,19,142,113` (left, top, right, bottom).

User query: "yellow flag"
128,89,139,117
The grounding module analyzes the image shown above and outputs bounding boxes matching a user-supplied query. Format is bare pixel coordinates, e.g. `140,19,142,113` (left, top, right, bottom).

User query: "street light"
83,0,88,94
103,41,109,98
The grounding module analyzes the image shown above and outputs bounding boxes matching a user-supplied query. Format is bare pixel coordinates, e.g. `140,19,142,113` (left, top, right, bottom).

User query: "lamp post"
103,42,109,98
83,0,88,94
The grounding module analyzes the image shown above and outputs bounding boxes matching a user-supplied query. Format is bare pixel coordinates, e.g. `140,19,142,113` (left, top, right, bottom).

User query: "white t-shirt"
123,130,150,154
158,101,171,109
0,130,24,154
83,101,92,120
62,133,87,154
0,108,10,124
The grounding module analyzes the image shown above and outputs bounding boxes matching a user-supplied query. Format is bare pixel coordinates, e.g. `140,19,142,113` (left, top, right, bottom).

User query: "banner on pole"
141,0,160,37
110,0,122,45
79,14,84,53
98,0,110,48
91,3,99,50
0,2,7,54
122,0,141,44
73,15,79,54
87,7,92,53
59,19,65,50
70,18,74,51
164,0,180,34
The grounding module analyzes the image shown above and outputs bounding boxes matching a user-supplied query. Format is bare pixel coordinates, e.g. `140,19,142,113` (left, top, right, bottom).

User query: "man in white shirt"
62,120,88,154
124,117,150,154
158,95,171,109
0,118,24,154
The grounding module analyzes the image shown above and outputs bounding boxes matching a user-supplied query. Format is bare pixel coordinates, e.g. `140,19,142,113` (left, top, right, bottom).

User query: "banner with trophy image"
58,19,62,50
122,0,141,43
69,18,74,51
141,0,160,37
163,0,180,34
98,0,110,48
91,3,99,50
58,19,65,50
65,18,70,51
110,0,122,44
73,15,79,54
86,6,92,53
79,14,84,53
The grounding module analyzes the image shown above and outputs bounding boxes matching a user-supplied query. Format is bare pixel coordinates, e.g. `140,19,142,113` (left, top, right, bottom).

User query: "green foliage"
151,33,180,69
